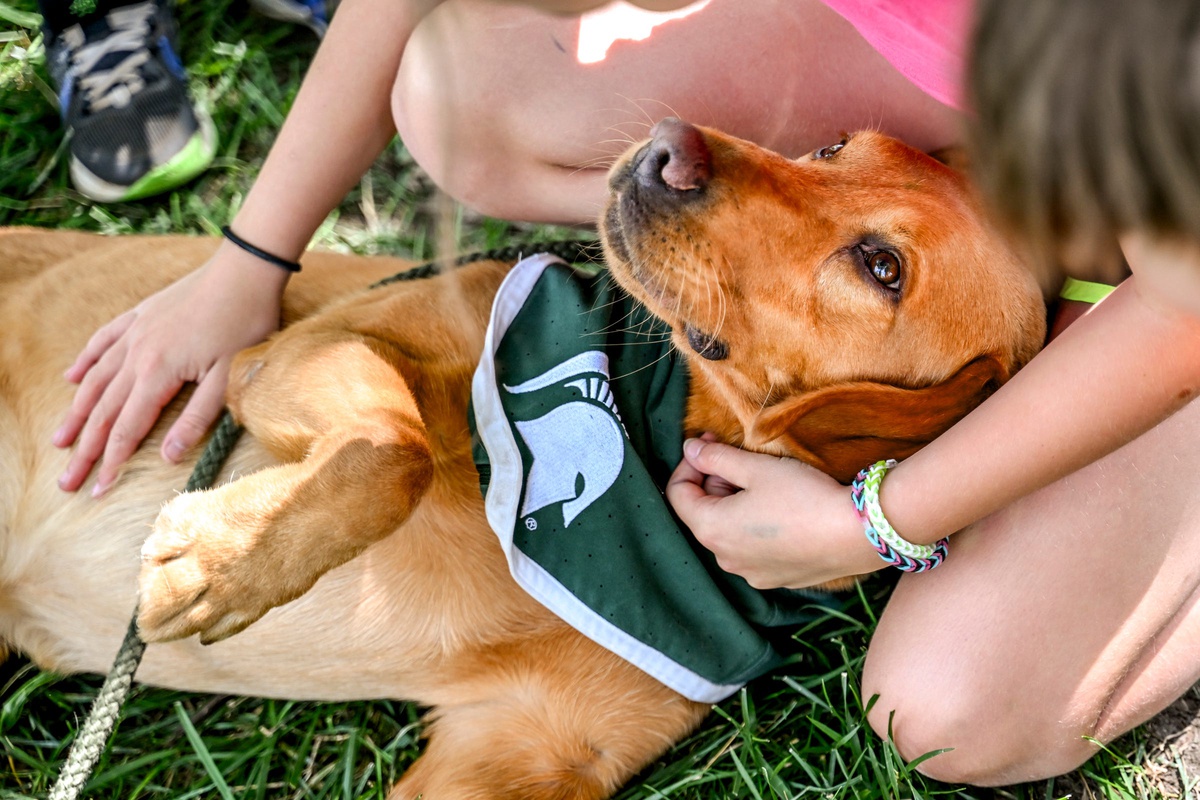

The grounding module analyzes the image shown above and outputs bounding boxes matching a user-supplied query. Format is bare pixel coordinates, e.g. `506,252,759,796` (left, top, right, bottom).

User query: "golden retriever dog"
0,120,1045,799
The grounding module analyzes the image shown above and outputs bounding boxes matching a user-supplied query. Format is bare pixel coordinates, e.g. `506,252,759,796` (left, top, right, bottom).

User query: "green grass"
0,1,1177,798
0,0,579,250
2,583,1164,800
0,585,1076,800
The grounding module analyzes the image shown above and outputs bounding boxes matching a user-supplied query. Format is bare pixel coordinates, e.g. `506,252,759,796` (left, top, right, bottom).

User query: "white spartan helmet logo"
504,351,627,527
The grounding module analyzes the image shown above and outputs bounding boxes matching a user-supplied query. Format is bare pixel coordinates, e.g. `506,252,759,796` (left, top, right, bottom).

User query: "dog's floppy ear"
753,356,1007,483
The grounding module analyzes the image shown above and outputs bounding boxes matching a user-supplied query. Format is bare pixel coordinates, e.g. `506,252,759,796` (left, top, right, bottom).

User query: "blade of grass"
174,701,236,800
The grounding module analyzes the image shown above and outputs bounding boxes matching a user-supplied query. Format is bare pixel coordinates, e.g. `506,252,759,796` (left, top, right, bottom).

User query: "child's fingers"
162,364,230,463
54,340,128,449
64,311,136,384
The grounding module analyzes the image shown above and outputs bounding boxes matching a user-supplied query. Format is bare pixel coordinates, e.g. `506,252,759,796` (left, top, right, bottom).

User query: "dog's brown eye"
814,140,846,159
868,251,901,287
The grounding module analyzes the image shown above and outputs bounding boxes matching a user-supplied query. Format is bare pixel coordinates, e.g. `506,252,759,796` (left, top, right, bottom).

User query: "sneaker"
46,0,216,203
247,0,334,38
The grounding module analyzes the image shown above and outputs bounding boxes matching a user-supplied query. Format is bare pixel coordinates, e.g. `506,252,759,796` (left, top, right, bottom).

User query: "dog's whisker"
598,123,641,147
593,137,639,150
622,95,685,127
584,286,638,318
599,119,640,135
611,96,660,130
742,376,777,450
699,247,715,330
655,97,687,124
580,311,673,340
565,164,605,180
591,306,651,335
708,252,730,343
594,332,674,345
582,281,675,342
758,379,776,416
567,158,617,174
566,153,620,171
584,297,627,318
597,102,651,124
609,337,681,382
579,198,609,218
602,316,671,338
715,276,729,342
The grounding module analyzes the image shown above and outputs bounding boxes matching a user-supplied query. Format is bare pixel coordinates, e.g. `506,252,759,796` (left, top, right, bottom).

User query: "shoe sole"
69,110,217,203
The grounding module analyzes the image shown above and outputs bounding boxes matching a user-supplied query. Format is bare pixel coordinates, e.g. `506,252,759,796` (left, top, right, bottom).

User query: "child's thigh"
391,0,963,221
863,399,1200,784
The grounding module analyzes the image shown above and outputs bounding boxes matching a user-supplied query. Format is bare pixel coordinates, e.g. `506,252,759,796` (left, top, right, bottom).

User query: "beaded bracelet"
221,226,302,273
850,459,949,573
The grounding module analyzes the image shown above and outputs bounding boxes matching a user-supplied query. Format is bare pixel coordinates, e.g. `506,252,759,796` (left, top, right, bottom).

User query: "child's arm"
668,235,1200,589
55,0,440,495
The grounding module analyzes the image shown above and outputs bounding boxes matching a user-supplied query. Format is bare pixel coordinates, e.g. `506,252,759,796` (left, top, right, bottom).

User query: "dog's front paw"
138,489,291,645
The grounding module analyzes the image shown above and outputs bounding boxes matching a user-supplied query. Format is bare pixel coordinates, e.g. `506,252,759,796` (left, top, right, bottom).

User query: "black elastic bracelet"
221,226,302,273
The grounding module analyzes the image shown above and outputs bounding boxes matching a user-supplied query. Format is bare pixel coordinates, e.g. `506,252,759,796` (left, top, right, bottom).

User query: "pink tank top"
820,0,972,110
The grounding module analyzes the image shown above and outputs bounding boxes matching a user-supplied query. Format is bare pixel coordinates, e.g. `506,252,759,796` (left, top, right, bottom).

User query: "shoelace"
68,1,157,113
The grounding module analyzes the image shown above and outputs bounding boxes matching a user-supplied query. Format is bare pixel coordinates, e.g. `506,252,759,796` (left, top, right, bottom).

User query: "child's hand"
666,435,884,589
54,244,289,496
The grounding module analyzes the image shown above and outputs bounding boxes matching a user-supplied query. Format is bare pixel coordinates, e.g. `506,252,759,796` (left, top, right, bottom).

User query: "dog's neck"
682,367,794,459
680,364,895,483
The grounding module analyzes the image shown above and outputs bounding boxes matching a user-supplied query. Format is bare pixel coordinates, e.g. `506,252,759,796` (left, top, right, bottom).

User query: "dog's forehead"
808,134,966,199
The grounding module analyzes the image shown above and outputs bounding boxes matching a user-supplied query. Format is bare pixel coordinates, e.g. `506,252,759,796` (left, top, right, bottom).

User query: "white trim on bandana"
471,254,744,704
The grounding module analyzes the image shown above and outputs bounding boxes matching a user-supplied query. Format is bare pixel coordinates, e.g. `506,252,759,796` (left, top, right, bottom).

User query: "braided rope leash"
46,617,145,800
47,413,243,800
44,240,600,798
368,239,603,289
850,459,949,573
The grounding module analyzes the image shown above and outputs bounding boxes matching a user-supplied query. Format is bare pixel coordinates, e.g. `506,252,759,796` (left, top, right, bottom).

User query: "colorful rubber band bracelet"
850,459,949,573
221,226,302,273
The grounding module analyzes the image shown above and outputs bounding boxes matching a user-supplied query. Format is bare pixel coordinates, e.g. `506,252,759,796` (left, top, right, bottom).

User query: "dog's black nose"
635,117,711,193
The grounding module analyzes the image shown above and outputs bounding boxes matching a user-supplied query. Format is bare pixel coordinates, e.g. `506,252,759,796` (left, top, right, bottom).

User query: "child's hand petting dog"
54,244,287,497
667,435,884,591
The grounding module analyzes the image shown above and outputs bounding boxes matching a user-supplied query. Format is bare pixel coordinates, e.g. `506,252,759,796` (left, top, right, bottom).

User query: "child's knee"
862,647,1097,786
390,3,556,219
391,66,573,220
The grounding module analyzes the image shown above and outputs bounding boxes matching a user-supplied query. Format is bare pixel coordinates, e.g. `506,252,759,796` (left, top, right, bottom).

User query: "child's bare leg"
392,0,965,223
862,398,1200,785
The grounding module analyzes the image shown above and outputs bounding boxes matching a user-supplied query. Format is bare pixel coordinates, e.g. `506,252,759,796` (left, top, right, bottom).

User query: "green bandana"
470,254,835,703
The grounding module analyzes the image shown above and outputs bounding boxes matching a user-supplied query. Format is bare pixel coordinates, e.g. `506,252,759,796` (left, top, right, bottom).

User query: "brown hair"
968,0,1200,279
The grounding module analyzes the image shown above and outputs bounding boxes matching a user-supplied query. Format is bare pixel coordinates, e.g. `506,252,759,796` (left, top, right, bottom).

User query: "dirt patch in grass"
1044,686,1200,799
1137,686,1200,798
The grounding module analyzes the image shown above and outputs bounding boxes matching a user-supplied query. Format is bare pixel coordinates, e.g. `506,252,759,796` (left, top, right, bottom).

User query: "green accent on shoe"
116,122,217,202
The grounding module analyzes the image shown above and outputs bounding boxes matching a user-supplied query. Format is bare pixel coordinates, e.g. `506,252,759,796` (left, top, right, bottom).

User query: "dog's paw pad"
136,493,247,642
197,611,261,645
138,554,213,641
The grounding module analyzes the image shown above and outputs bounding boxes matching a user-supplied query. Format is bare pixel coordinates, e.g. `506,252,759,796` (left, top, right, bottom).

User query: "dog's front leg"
138,330,435,644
